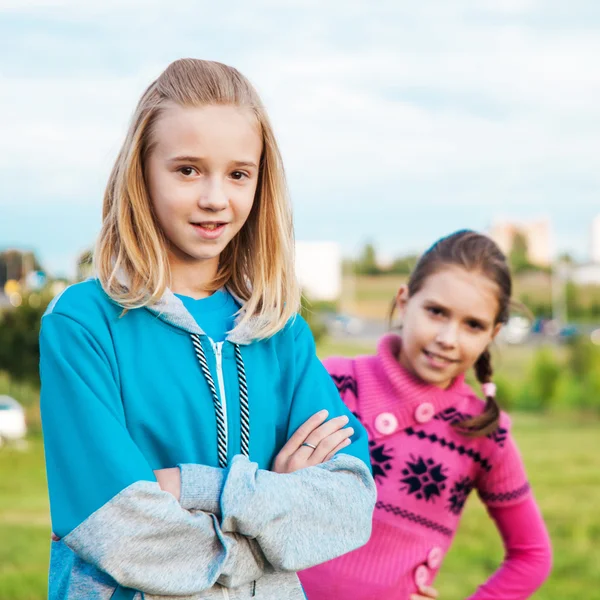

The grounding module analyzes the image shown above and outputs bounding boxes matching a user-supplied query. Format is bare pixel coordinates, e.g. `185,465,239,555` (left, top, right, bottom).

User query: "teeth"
201,223,218,230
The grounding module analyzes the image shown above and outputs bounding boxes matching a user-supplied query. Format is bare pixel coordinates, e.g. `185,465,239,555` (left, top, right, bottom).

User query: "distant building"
0,248,43,290
295,241,341,302
592,214,600,264
489,218,553,267
571,263,600,286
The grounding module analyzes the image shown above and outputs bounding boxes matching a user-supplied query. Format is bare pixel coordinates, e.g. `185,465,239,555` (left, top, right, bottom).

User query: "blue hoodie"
40,279,375,600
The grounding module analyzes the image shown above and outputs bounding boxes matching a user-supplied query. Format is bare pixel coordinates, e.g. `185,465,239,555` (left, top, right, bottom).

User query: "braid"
454,348,501,437
474,348,493,384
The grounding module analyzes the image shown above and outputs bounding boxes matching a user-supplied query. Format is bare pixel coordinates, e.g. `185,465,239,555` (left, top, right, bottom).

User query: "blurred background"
1,1,599,599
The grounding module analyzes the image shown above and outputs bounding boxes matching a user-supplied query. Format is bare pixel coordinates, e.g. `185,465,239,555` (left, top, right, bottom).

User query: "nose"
435,322,458,349
198,177,228,212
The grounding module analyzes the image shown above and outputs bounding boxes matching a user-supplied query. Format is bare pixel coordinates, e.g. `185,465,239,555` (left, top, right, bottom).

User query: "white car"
0,395,27,445
500,316,532,345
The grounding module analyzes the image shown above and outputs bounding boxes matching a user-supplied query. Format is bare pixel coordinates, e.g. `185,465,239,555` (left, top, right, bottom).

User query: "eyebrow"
167,155,258,169
167,155,202,164
423,298,492,328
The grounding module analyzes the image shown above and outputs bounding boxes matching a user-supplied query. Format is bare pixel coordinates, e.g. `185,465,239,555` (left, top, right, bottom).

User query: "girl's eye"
178,166,197,177
426,306,444,317
230,171,247,181
467,320,484,331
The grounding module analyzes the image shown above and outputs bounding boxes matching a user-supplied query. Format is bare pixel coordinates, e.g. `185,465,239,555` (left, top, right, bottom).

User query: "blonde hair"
95,58,300,339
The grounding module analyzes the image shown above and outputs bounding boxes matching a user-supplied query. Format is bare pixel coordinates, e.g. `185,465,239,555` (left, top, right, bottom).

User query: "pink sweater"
299,334,552,600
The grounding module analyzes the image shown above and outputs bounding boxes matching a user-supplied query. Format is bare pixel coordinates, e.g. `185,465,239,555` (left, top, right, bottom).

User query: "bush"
494,375,516,412
0,293,51,386
300,295,328,344
515,346,562,411
509,337,600,413
566,335,600,378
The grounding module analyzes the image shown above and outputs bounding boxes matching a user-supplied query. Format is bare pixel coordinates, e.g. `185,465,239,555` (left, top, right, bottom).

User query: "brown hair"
390,230,514,437
95,58,300,339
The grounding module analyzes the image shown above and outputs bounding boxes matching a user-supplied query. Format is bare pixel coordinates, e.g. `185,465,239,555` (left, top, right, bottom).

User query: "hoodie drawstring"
190,334,250,467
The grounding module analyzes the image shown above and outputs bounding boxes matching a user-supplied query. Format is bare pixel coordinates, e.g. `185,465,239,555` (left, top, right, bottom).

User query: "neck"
168,251,220,300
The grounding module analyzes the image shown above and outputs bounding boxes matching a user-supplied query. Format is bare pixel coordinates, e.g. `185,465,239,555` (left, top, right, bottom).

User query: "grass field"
0,435,49,600
438,412,600,599
0,299,598,599
1,414,598,599
339,272,600,322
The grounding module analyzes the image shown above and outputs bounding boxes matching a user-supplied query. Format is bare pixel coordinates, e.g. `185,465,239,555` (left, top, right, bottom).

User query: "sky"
1,0,599,277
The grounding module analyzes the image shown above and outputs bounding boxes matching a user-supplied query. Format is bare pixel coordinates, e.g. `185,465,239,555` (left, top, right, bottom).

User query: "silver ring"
301,442,317,450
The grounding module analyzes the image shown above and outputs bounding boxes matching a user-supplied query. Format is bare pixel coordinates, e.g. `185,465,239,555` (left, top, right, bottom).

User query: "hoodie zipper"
211,340,230,600
210,340,229,456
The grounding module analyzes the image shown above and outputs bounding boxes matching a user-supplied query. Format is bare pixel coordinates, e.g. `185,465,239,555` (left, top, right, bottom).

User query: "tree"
389,254,418,275
0,294,51,385
509,231,531,274
355,242,380,275
557,252,575,265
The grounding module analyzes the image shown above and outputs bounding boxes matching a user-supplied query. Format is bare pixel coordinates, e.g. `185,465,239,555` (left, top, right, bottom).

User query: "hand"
154,467,181,502
411,585,439,600
272,409,354,474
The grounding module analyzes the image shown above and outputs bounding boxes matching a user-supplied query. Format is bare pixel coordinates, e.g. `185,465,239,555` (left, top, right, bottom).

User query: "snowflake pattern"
369,440,394,484
487,427,508,447
400,455,448,502
330,374,358,397
434,407,508,447
447,476,474,515
434,407,472,425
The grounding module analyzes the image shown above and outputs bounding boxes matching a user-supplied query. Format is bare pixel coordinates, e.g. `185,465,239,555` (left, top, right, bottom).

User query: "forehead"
150,102,262,159
416,266,501,321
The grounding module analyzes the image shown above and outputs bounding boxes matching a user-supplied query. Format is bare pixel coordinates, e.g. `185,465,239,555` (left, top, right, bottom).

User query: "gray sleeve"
179,453,376,571
63,480,267,594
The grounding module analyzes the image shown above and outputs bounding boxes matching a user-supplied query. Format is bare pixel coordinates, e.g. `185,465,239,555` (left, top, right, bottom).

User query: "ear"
395,285,410,319
490,322,502,341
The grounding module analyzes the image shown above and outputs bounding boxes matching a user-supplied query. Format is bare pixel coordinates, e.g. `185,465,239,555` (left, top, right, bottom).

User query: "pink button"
374,412,398,435
415,402,435,424
427,546,443,569
414,564,429,588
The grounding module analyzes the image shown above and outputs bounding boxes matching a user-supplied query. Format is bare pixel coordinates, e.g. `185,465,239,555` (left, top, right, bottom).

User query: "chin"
417,366,453,387
182,244,225,262
418,374,441,386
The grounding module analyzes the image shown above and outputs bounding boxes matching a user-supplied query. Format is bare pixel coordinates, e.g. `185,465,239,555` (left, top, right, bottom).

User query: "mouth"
422,349,459,366
190,221,228,240
191,221,227,231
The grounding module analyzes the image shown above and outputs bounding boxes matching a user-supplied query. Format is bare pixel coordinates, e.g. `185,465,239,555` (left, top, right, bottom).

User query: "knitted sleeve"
476,414,532,508
467,496,552,599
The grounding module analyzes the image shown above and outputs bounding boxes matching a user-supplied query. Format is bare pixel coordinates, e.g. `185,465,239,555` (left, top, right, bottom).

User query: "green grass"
1,416,598,598
0,435,49,600
341,273,600,322
1,340,598,598
315,339,599,597
437,412,600,599
316,337,376,358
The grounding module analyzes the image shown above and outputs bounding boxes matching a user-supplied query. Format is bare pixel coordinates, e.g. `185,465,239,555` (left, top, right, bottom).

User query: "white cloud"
1,0,599,268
